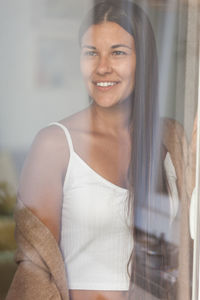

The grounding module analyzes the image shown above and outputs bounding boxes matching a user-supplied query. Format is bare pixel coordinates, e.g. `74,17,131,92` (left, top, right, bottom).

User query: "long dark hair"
79,0,163,294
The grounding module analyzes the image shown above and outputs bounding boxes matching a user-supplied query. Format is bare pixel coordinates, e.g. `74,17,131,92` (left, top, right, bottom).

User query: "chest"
72,131,131,190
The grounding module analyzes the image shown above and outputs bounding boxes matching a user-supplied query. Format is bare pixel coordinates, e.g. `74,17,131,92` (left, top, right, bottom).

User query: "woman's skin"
18,22,135,300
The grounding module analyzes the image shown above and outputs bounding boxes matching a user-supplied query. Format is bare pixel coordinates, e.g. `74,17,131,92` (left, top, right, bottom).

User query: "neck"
90,98,132,136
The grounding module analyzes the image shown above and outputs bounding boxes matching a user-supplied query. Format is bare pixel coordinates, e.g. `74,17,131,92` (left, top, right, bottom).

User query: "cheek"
122,66,136,86
119,56,136,81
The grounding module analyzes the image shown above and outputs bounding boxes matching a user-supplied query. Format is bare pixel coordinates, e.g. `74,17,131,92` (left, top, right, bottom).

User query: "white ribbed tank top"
50,122,179,291
51,122,133,291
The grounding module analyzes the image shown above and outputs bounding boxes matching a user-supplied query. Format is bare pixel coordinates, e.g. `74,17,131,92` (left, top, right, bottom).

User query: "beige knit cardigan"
6,199,69,300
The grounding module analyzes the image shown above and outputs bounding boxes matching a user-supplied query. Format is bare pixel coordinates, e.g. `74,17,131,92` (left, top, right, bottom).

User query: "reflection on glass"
0,0,199,300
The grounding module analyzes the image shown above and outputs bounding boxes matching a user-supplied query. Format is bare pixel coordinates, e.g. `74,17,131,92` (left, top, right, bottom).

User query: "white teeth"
96,82,117,87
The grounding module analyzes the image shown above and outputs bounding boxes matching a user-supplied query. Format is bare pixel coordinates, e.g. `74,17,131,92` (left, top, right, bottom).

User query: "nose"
96,55,112,75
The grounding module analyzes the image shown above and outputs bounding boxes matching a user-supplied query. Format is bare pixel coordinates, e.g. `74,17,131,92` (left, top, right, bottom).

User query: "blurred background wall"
0,1,91,298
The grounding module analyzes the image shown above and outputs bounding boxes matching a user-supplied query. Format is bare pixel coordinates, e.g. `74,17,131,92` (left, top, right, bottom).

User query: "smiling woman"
5,1,158,300
5,0,195,300
80,22,136,108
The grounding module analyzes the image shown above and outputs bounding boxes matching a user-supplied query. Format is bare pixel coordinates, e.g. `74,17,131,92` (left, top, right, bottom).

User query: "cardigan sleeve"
6,259,61,300
5,199,69,300
162,118,188,200
162,117,197,201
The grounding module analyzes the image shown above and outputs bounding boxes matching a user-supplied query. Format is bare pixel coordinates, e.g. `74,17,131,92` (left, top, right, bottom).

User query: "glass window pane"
0,0,199,299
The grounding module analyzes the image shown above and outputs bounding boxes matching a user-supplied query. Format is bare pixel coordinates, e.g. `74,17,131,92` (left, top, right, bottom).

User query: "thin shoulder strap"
49,122,74,153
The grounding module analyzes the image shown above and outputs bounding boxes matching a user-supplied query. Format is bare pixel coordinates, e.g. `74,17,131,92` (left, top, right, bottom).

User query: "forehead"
81,21,135,47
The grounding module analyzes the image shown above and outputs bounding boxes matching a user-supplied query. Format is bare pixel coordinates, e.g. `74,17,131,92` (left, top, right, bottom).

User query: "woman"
6,1,192,300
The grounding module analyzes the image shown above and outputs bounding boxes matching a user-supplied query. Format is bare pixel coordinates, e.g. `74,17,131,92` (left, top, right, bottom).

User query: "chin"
93,99,120,109
93,95,132,109
91,94,120,107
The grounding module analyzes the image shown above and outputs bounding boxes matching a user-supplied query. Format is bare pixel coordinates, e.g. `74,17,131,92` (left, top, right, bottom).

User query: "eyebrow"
81,45,96,49
111,44,132,49
81,44,132,50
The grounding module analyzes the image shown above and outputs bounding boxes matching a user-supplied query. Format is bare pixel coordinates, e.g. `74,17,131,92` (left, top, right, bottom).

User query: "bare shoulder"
18,124,70,241
21,124,70,185
60,107,91,132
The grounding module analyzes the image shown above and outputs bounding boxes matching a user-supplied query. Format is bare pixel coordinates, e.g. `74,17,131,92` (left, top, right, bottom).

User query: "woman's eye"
112,50,127,56
83,51,97,57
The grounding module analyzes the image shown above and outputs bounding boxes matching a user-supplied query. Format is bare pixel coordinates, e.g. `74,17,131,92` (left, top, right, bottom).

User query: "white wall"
0,0,91,151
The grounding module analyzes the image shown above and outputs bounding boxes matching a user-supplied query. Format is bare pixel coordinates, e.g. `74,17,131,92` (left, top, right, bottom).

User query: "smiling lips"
93,81,119,89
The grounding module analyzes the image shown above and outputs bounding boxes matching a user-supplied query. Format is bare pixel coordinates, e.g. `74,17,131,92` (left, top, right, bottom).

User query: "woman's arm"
18,125,69,242
6,125,70,300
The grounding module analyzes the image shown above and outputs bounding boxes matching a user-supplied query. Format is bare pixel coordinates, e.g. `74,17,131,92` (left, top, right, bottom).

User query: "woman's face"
80,21,136,108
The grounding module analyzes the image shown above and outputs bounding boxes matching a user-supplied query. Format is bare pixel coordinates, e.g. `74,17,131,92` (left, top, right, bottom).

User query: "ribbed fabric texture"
51,122,133,291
